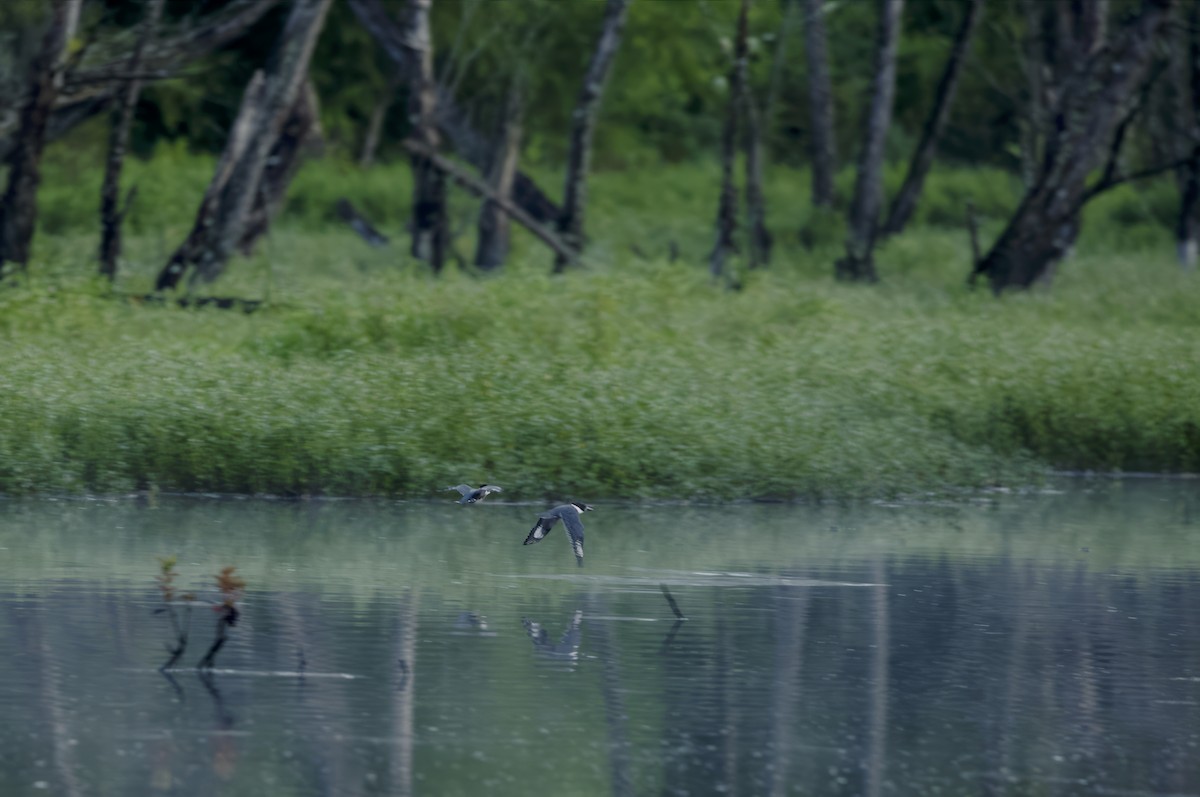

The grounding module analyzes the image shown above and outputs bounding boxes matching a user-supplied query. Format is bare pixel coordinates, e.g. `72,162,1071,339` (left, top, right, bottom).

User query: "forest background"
0,0,1196,499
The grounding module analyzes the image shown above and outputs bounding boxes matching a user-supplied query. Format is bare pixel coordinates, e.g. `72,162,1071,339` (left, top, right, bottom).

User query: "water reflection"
523,609,584,664
0,483,1197,796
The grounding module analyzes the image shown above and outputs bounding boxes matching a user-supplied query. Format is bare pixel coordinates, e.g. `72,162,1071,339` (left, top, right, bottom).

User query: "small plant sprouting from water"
197,566,246,670
155,555,195,670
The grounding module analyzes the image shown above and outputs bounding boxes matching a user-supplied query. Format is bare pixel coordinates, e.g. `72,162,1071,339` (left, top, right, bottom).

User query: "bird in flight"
523,502,593,566
446,484,503,504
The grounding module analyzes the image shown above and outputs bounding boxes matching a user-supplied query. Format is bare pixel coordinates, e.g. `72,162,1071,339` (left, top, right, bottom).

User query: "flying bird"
446,484,503,504
523,502,593,566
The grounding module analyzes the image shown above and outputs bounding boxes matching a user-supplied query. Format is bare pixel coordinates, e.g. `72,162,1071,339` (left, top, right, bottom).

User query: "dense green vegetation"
1,148,1196,499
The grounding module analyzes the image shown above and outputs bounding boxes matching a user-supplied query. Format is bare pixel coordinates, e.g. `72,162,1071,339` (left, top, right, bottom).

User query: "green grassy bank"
0,153,1197,499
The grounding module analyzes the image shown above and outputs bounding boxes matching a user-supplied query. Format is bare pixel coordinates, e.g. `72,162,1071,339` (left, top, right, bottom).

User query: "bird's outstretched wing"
446,484,474,497
524,514,560,545
560,510,586,566
481,485,503,494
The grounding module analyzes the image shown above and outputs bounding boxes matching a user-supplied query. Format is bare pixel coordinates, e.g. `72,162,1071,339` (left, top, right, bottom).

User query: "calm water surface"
1,482,1199,796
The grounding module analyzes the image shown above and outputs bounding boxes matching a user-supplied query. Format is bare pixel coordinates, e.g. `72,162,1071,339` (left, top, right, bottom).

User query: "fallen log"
335,198,390,247
128,293,264,313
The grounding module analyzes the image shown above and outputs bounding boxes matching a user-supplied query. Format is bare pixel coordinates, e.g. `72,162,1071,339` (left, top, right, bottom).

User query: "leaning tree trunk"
881,0,983,238
971,0,1173,293
835,0,903,282
403,0,449,271
475,78,525,271
802,0,838,209
98,0,166,282
237,80,322,255
1173,0,1200,269
0,0,73,279
709,0,751,278
553,0,632,273
155,0,332,291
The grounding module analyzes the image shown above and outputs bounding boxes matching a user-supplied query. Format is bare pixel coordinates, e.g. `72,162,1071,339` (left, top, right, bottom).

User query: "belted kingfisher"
523,502,593,566
446,484,503,504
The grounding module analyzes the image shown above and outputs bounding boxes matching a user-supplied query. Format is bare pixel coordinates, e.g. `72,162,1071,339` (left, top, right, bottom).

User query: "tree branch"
1092,59,1167,194
1083,151,1199,203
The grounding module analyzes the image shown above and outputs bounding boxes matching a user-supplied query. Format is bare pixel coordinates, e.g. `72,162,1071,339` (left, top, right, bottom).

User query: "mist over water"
1,482,1198,796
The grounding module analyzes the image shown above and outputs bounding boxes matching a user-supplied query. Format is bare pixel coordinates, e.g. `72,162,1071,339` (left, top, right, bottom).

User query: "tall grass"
1,148,1197,498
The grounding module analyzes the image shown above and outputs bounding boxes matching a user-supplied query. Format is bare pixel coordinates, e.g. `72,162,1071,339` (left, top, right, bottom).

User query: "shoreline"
1,470,1196,506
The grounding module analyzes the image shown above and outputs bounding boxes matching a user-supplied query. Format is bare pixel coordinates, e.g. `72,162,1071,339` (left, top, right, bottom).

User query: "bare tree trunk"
709,0,751,278
238,80,322,255
402,0,448,271
0,0,73,279
881,0,983,238
835,0,903,282
155,0,332,291
157,70,266,291
98,0,165,282
553,0,632,273
1016,0,1047,188
802,0,837,208
360,73,401,168
742,5,773,270
475,78,525,271
971,0,1173,293
1174,0,1200,269
763,0,800,139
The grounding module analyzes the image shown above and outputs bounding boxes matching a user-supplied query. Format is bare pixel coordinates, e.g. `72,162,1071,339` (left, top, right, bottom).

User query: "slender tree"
475,75,526,270
156,0,332,290
709,0,752,278
1172,0,1200,269
553,0,632,273
743,24,772,268
98,0,165,282
763,0,801,138
835,0,903,282
970,0,1175,293
359,72,401,168
403,0,449,271
881,0,984,238
0,0,75,279
802,0,837,208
